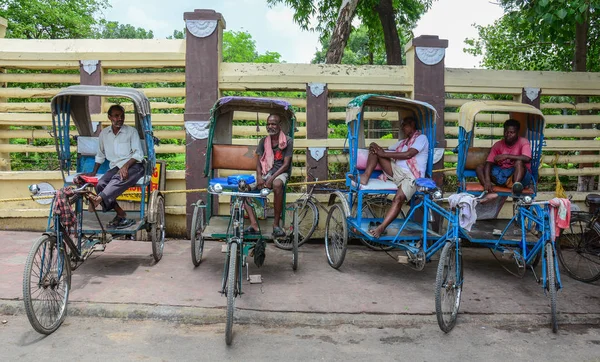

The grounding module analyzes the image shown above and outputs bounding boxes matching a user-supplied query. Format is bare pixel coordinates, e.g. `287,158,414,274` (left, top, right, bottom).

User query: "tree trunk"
325,0,359,64
375,0,402,65
575,9,592,191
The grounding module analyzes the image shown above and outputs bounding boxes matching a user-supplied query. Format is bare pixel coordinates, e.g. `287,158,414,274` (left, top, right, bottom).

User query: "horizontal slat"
445,139,600,150
0,87,187,99
0,102,185,112
445,154,600,164
444,126,600,138
0,73,80,83
104,72,185,83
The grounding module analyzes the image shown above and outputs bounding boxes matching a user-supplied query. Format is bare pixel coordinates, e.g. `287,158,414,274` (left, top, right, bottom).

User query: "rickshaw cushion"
227,174,256,185
357,178,398,190
212,144,257,170
209,178,237,189
356,149,382,170
416,178,436,189
465,182,534,194
64,173,149,186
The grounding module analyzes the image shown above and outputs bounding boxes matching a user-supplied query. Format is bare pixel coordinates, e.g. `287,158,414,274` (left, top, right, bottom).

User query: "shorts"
262,172,289,185
491,165,532,187
383,164,417,200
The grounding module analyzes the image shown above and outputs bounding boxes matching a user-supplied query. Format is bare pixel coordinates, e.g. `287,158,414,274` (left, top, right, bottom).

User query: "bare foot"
359,173,369,186
368,226,384,238
479,193,498,205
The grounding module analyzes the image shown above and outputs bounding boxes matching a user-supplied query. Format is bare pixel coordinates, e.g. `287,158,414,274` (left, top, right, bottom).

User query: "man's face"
266,116,281,135
401,119,416,137
109,108,125,129
504,125,519,145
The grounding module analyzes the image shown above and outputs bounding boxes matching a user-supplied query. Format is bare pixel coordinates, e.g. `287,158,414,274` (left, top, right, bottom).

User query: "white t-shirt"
387,134,429,177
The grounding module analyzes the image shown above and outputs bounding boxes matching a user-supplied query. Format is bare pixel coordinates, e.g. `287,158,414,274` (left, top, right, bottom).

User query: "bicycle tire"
325,203,348,269
191,203,205,267
292,207,299,271
23,235,71,335
556,215,600,282
296,199,318,246
546,243,558,333
151,195,165,262
225,242,238,345
435,240,463,333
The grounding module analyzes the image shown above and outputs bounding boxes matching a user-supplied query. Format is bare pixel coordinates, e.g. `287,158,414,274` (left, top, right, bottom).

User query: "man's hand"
494,154,509,162
484,181,494,193
82,171,97,177
119,166,129,181
264,177,273,189
369,143,383,154
257,178,265,189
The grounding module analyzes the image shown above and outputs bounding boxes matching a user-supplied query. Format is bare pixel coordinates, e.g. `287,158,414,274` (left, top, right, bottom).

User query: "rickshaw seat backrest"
464,147,490,170
212,144,257,171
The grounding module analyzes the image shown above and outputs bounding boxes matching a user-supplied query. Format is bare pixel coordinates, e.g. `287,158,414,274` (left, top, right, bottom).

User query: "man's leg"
475,164,486,187
359,153,394,185
98,163,144,213
512,160,526,183
90,167,119,209
244,201,259,232
369,189,406,238
272,178,284,228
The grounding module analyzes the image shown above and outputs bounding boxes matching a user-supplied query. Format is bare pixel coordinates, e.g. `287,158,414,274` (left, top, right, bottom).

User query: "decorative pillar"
306,83,329,184
0,17,9,170
183,9,225,234
79,60,103,115
405,35,448,187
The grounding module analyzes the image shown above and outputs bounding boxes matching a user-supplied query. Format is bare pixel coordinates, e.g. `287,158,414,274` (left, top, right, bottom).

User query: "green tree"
267,0,432,65
0,0,109,39
223,30,282,63
312,24,386,65
95,20,154,39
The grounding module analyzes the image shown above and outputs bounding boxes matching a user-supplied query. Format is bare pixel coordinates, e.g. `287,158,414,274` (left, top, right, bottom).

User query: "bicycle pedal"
249,274,262,284
93,244,106,252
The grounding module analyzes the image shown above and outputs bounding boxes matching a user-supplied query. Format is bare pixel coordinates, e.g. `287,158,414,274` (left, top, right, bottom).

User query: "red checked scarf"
259,131,287,176
395,130,422,178
53,187,77,235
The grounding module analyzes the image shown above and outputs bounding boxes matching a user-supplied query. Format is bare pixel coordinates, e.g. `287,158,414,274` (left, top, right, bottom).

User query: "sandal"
108,216,135,229
244,226,259,234
272,226,286,238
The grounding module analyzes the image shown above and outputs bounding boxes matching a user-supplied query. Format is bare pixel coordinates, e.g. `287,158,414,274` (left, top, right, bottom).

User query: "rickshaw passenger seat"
464,183,534,195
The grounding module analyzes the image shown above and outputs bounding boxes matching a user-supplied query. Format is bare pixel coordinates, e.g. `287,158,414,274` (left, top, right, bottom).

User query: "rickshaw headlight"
433,190,443,200
523,195,533,204
28,184,40,195
213,183,223,193
260,188,270,197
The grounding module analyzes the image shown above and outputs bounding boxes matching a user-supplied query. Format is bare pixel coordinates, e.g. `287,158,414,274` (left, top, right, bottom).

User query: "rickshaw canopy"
345,94,438,127
457,101,546,132
51,85,152,137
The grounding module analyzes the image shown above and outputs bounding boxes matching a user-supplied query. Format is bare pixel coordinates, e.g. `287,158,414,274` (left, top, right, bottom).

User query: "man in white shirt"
358,117,429,238
86,105,144,229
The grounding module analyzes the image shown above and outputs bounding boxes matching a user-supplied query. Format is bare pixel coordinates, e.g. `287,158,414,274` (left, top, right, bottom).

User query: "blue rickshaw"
23,85,165,335
436,101,561,333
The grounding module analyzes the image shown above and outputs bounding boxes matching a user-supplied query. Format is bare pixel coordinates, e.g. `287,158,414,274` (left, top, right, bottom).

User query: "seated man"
475,119,532,198
244,113,293,238
86,105,145,229
358,116,429,238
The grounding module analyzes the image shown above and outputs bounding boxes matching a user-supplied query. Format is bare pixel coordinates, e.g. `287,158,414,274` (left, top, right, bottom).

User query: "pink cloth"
548,198,571,237
260,131,287,176
356,149,382,171
394,130,422,179
487,137,532,171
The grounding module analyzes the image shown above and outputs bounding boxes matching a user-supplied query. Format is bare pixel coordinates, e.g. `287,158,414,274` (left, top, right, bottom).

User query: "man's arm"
266,156,292,188
483,161,494,193
118,129,144,181
494,154,531,163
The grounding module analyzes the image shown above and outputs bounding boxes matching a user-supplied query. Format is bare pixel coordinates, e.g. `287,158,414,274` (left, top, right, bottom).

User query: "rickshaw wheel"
325,203,348,269
23,235,71,335
556,215,600,282
546,243,559,333
292,207,299,271
151,193,166,262
191,202,205,267
225,242,238,345
435,240,462,333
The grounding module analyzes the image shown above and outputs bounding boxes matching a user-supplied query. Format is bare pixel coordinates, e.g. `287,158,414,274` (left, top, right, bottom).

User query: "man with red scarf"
245,114,293,238
358,117,429,238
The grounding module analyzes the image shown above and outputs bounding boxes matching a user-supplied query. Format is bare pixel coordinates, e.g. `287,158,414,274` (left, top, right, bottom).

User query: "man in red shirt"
476,119,532,195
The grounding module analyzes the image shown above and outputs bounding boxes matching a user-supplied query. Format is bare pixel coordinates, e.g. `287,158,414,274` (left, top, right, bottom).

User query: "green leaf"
556,9,568,19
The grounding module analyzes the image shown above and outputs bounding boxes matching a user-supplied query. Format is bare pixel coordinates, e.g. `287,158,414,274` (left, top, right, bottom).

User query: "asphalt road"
2,314,600,362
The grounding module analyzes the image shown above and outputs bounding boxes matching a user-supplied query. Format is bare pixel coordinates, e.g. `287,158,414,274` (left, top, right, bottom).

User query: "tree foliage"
223,30,282,63
0,0,109,39
267,0,432,64
94,20,154,39
312,24,386,65
464,0,600,72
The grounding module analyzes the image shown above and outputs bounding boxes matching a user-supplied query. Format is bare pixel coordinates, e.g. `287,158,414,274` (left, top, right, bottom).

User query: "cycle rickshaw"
325,94,459,272
189,96,299,345
23,85,165,335
436,101,562,333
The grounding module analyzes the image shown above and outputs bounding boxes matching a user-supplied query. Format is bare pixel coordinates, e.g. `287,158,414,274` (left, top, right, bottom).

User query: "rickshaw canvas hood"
457,101,546,132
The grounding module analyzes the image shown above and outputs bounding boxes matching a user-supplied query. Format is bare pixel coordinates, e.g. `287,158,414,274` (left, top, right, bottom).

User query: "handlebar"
29,183,94,197
207,185,271,198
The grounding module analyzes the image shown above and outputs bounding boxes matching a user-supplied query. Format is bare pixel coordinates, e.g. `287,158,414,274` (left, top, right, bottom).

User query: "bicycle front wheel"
276,200,318,250
546,243,559,333
225,242,238,345
191,203,205,267
435,240,463,333
23,235,72,335
557,215,600,282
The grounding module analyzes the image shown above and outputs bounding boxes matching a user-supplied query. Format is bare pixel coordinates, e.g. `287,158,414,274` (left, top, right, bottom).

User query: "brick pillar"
405,35,448,187
306,83,329,184
0,17,9,170
79,60,103,115
183,10,225,234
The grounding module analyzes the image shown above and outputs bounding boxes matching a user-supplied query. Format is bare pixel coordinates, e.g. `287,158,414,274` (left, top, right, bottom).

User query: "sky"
103,0,504,68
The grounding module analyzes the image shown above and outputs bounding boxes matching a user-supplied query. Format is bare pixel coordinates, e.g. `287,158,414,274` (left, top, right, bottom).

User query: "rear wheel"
435,240,463,333
292,208,299,271
546,243,559,333
557,215,600,282
325,204,348,269
276,200,318,250
23,235,71,335
225,242,238,345
151,194,165,262
191,203,205,267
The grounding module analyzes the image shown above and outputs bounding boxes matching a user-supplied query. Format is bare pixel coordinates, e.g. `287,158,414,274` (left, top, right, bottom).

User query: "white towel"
448,193,479,231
